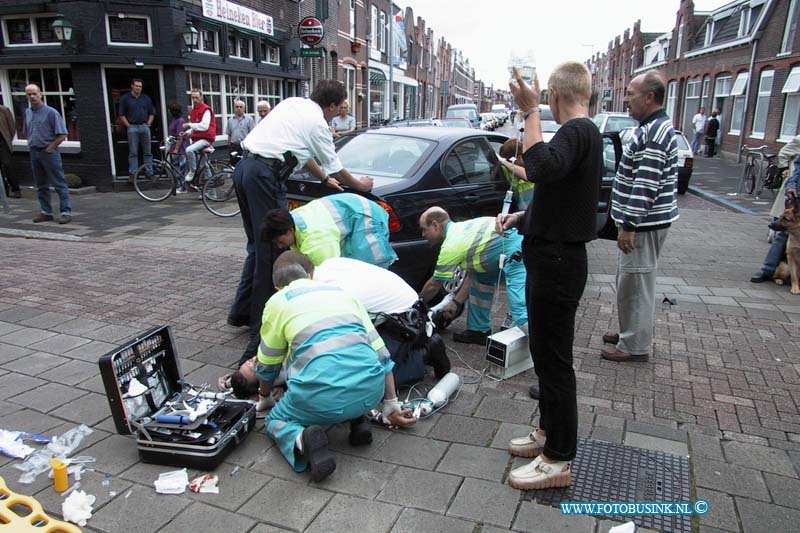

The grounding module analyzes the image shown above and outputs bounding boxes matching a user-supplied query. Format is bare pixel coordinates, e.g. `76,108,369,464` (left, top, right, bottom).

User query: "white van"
491,104,509,125
445,104,480,128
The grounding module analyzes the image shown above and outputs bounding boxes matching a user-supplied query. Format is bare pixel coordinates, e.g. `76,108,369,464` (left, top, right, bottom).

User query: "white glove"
256,394,275,412
382,397,401,418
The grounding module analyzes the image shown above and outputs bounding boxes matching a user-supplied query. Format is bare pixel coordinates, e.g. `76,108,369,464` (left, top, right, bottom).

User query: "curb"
687,184,763,216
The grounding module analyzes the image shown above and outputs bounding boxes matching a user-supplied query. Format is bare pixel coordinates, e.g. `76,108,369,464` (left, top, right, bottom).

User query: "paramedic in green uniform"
419,207,528,345
256,252,414,482
261,192,398,268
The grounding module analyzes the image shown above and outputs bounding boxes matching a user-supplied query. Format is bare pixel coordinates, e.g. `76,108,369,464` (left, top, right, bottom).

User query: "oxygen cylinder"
427,372,462,408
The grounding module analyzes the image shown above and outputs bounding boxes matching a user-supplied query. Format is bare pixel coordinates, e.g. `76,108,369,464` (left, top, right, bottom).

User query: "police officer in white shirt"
229,80,374,366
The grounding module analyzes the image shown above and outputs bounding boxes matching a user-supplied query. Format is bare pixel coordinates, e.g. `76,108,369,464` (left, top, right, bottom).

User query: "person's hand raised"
508,67,540,112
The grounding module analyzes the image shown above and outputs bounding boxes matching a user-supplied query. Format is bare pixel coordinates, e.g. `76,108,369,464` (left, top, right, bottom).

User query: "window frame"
665,80,677,120
370,5,378,49
349,0,356,39
105,13,153,48
228,34,253,61
737,7,751,38
704,19,715,47
675,22,683,59
783,0,799,55
780,66,800,142
197,28,220,56
441,138,499,186
2,14,60,48
380,11,387,53
260,41,280,66
750,69,774,139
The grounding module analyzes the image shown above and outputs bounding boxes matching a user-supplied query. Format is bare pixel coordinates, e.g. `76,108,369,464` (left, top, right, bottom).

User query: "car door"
598,132,622,239
440,136,508,221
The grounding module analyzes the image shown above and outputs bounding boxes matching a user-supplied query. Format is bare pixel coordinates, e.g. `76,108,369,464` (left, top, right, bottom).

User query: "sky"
398,0,730,89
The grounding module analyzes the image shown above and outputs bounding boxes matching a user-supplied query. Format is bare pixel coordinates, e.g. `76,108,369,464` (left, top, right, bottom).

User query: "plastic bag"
47,425,93,457
15,425,93,484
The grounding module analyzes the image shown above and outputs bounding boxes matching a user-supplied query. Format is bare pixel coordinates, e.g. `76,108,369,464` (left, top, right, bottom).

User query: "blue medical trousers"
30,149,71,216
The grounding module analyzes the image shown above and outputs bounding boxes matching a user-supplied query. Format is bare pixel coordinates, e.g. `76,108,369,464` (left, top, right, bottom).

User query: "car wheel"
677,180,689,195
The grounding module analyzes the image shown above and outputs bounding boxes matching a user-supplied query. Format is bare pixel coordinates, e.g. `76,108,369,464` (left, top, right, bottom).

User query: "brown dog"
769,204,800,294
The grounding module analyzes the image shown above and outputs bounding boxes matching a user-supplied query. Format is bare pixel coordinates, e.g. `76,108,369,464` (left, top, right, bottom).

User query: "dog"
769,200,800,294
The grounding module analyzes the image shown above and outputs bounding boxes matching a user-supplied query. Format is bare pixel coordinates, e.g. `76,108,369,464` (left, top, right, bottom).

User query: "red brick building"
588,0,800,158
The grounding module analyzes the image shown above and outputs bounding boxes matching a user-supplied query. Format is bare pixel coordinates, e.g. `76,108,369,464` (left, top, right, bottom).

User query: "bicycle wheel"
767,167,783,198
202,171,240,217
744,163,756,195
134,160,174,202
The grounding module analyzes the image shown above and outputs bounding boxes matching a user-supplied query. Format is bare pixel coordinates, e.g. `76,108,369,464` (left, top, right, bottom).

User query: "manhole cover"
523,438,692,533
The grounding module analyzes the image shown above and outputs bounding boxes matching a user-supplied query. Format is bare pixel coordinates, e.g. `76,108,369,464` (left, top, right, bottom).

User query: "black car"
287,127,621,289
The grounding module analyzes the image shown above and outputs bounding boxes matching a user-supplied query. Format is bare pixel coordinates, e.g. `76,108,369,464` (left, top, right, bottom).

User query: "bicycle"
133,135,236,216
200,151,241,218
740,145,782,197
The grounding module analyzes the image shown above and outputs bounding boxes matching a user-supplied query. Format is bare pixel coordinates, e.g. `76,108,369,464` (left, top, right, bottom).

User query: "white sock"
295,433,303,453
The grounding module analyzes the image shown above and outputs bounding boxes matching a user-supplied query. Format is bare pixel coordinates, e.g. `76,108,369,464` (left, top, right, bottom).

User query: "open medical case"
98,325,255,470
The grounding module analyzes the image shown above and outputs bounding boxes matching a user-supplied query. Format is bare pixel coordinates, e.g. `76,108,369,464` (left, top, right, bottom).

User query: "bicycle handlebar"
741,145,769,154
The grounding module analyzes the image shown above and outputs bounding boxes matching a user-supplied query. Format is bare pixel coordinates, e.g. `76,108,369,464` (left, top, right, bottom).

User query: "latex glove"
382,397,401,418
256,394,275,412
440,301,461,321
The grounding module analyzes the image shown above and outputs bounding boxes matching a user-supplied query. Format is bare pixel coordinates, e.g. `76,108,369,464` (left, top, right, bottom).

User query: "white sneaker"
175,187,187,194
509,429,546,458
508,455,571,490
184,171,195,183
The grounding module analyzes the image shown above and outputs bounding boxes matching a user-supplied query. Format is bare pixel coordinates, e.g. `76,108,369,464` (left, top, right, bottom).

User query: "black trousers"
706,137,716,157
230,157,286,363
524,237,587,462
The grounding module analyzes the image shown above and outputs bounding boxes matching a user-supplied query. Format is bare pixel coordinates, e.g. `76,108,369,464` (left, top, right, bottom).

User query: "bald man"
418,207,527,345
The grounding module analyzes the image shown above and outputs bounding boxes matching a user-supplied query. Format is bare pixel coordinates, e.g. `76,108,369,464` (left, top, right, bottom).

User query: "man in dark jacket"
0,104,20,198
705,110,720,158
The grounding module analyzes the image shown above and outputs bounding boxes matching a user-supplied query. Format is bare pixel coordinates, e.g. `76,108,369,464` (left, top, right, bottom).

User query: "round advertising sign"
298,17,323,46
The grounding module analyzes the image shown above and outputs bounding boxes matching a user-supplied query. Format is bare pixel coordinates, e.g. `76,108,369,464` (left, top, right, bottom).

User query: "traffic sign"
298,17,323,46
300,48,323,58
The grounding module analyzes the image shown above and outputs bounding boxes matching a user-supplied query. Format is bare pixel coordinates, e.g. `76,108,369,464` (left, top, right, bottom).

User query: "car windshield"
605,116,638,132
441,120,470,128
336,134,433,178
447,109,475,119
541,120,560,133
540,106,554,121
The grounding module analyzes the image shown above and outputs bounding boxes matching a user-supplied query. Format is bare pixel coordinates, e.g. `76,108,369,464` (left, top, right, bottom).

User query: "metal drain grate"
524,438,692,533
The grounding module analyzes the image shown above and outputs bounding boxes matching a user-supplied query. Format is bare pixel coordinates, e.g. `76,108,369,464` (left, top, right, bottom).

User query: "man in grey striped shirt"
602,71,679,363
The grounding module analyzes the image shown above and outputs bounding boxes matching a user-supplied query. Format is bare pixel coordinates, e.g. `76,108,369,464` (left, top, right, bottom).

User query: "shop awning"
369,62,418,87
369,68,386,85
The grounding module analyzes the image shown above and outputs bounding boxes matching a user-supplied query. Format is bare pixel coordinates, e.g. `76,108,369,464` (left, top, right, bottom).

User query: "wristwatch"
522,107,541,120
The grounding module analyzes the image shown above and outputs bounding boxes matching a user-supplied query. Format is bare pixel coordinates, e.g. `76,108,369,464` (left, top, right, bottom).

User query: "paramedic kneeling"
256,252,414,481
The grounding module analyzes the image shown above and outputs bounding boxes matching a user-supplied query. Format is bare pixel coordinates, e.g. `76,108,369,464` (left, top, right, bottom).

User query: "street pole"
388,7,394,122
366,33,371,127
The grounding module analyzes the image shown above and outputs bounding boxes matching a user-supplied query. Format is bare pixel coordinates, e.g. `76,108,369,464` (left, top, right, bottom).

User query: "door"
104,68,163,178
440,136,508,221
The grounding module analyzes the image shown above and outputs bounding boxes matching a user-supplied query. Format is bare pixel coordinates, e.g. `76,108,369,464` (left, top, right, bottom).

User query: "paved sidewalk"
689,155,780,217
1,191,799,532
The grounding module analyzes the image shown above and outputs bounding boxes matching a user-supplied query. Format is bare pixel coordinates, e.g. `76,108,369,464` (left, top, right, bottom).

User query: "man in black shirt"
498,61,602,491
705,110,720,157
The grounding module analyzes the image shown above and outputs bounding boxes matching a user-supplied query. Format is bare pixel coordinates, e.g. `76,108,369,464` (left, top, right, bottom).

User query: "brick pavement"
1,189,799,532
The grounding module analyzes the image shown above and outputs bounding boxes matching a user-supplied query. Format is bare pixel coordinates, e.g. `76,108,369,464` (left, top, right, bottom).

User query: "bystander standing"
256,100,271,123
225,99,254,163
0,103,20,198
690,107,706,155
118,78,156,181
705,110,720,158
330,100,356,138
499,61,602,490
167,103,188,194
24,84,71,224
602,71,679,363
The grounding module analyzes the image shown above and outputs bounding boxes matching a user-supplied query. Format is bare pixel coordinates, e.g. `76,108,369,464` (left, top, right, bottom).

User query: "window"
751,70,773,138
738,8,751,38
2,14,59,46
729,72,749,133
702,75,710,109
781,66,800,140
228,34,252,60
349,0,356,38
704,19,715,47
443,140,496,185
683,78,701,133
675,22,683,59
8,67,78,142
261,42,279,65
225,75,255,124
198,29,219,55
186,70,223,134
106,14,151,46
666,81,677,120
257,78,282,109
342,65,356,123
370,6,377,49
380,11,387,53
337,133,431,178
783,0,799,54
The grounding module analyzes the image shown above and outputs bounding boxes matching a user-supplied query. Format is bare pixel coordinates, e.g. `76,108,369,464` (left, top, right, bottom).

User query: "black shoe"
750,271,772,283
452,329,491,345
301,426,336,482
426,333,451,379
348,416,373,446
227,316,250,328
9,190,21,199
528,383,540,400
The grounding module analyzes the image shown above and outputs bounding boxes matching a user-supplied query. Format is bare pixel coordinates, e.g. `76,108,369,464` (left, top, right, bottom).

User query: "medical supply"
427,372,462,408
486,326,532,380
153,468,189,494
61,489,96,527
50,459,69,492
189,473,219,494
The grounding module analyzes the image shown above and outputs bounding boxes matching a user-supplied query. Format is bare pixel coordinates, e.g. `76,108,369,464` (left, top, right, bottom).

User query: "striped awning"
369,68,386,85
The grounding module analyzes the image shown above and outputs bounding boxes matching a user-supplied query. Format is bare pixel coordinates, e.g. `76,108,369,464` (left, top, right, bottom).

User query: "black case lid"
98,325,183,435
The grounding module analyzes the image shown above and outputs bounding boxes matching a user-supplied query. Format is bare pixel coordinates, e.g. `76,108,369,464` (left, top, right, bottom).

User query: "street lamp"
290,50,300,68
52,16,73,43
181,21,199,53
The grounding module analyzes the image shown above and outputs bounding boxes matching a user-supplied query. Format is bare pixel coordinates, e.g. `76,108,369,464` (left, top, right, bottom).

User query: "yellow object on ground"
0,476,81,532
